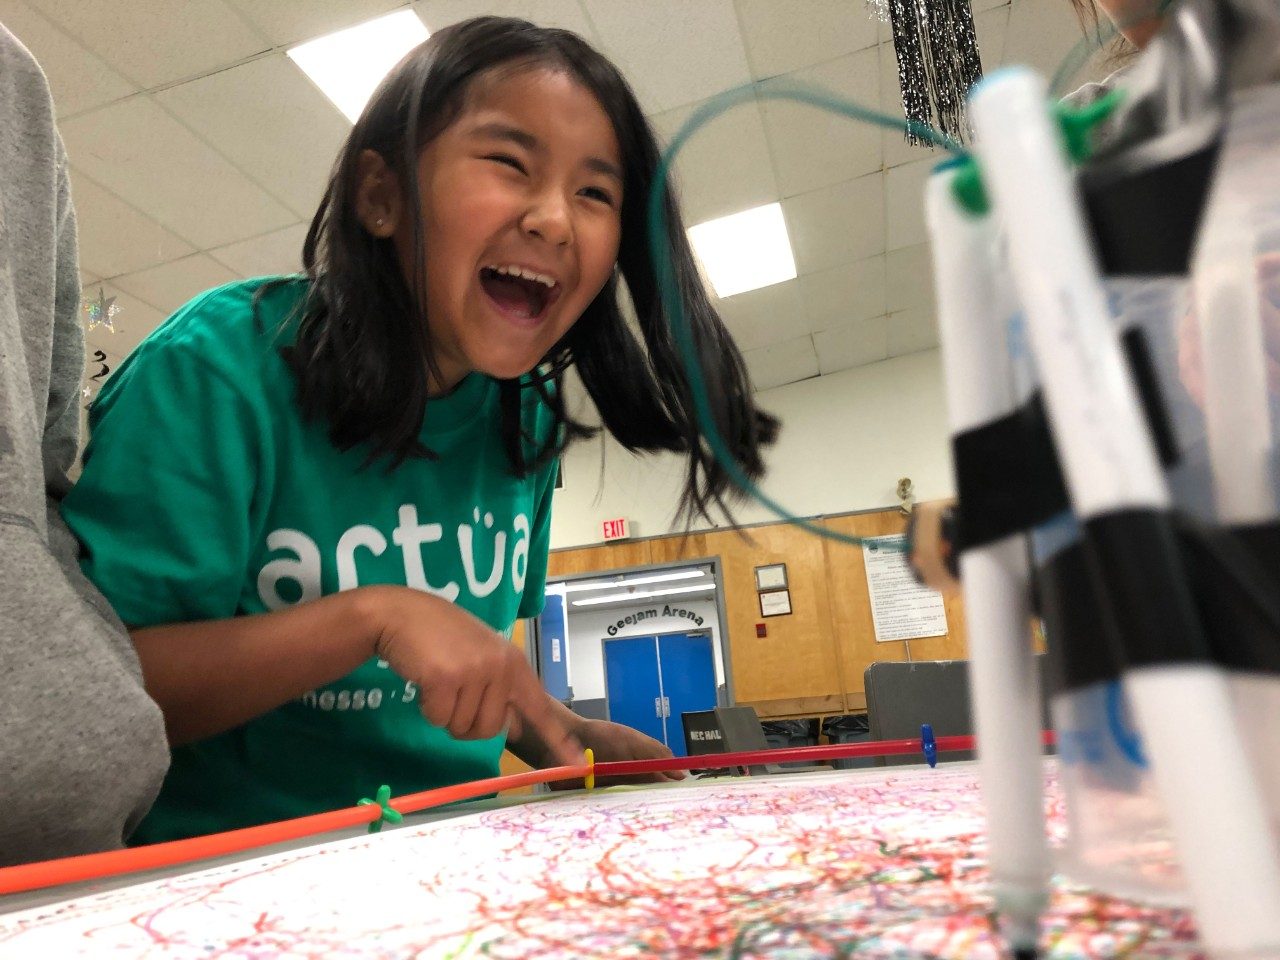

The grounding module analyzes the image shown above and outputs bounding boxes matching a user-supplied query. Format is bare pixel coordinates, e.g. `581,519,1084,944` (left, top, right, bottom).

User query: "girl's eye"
580,186,616,207
487,154,527,174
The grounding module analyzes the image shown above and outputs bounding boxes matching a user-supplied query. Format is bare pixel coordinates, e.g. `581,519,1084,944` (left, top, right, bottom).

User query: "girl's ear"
354,149,403,239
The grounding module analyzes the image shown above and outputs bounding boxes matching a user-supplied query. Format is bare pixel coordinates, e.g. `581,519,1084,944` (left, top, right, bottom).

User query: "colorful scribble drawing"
0,765,1202,958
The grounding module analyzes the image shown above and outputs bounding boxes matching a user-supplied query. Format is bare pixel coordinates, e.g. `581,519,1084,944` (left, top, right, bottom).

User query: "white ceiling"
0,0,1103,393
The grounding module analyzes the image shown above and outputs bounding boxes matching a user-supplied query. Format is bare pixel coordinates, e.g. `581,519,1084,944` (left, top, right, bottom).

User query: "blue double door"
602,633,717,757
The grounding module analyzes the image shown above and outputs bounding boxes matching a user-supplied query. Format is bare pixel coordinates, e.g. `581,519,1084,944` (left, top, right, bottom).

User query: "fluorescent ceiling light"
287,11,429,123
563,569,707,593
687,202,797,299
572,584,716,607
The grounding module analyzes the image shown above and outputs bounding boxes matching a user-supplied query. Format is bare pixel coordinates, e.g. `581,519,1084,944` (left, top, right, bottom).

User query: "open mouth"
479,266,561,322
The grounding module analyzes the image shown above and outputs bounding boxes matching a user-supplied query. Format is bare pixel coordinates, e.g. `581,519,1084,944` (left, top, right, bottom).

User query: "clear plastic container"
1045,83,1280,908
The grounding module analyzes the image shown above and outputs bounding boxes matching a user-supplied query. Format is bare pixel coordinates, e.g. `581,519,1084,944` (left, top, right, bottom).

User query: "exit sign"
602,517,631,541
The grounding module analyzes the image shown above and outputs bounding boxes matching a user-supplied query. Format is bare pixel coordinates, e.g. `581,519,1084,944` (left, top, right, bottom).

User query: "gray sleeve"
0,22,169,865
0,520,170,863
43,137,84,503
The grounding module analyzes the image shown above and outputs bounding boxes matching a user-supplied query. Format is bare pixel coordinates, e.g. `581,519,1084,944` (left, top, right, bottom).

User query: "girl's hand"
576,719,686,785
363,586,582,768
906,499,960,593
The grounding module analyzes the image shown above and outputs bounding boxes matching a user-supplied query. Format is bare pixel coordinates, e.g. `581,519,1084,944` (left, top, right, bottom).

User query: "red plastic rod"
0,732,1054,897
389,763,590,814
0,763,588,896
0,804,380,896
594,730,1056,777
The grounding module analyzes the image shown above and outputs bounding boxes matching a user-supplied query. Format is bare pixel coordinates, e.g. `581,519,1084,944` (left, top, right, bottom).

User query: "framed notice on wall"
754,563,788,591
759,589,791,617
861,534,947,642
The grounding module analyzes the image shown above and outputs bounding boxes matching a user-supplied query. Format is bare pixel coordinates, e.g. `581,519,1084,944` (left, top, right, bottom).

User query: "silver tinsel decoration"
871,0,984,146
82,287,120,333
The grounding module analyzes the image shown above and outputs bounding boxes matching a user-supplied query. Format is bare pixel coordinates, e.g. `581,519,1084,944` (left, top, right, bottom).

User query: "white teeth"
487,264,556,288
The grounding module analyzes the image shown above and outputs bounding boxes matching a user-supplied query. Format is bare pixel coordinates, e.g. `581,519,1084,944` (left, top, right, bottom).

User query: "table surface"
0,762,1202,959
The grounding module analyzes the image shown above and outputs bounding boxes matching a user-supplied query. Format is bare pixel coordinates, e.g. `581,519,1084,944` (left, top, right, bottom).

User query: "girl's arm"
131,590,379,746
132,585,581,768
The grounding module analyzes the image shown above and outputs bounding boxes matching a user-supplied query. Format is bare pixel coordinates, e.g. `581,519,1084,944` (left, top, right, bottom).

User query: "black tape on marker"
1040,512,1280,693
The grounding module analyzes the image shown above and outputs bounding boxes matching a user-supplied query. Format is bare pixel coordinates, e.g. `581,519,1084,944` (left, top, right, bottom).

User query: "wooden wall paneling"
546,540,653,578
646,532,710,565
702,524,845,710
541,507,977,731
818,511,970,701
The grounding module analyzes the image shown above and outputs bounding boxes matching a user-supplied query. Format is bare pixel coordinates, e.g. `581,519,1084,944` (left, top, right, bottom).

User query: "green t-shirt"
62,277,557,844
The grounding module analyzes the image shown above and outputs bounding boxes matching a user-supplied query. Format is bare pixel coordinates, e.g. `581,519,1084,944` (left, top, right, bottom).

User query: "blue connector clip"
921,723,938,768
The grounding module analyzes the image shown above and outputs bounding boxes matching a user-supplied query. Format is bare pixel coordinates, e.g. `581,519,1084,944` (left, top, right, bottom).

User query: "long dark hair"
1067,0,1138,61
282,16,777,524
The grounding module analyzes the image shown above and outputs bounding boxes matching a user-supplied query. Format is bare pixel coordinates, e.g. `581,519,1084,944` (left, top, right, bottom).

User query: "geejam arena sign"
605,604,706,636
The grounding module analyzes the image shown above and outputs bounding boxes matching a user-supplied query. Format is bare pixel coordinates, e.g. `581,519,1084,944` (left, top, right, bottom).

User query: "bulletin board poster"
861,534,948,642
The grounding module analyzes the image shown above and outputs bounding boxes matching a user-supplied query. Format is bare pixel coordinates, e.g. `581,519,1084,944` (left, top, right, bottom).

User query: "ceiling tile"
885,242,934,314
25,0,268,90
799,255,886,333
155,54,349,218
61,97,296,249
974,4,1010,71
886,304,938,356
226,0,409,46
734,0,878,80
209,223,309,277
760,45,881,197
0,0,136,115
783,173,884,276
717,279,805,353
814,313,889,373
876,6,893,45
70,172,195,280
1004,0,1100,81
745,333,818,391
878,41,947,170
82,284,167,358
583,0,751,115
885,157,935,251
111,254,240,315
416,0,597,39
650,95,778,225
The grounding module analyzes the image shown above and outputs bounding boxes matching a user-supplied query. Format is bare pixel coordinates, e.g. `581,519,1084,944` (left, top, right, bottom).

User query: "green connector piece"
946,154,990,217
358,783,404,834
1054,88,1125,164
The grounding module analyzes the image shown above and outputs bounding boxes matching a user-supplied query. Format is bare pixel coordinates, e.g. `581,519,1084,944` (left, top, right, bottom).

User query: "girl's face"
394,67,623,392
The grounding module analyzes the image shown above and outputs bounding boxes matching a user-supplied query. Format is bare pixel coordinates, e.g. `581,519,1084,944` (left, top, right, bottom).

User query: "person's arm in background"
0,23,169,866
906,499,962,593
